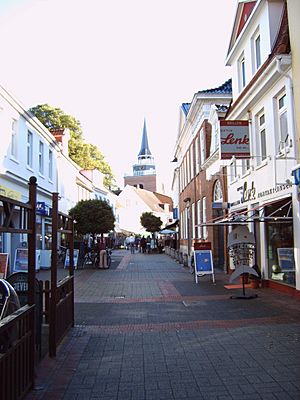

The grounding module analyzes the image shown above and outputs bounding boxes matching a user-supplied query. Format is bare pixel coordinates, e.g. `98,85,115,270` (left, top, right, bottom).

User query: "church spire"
138,119,152,157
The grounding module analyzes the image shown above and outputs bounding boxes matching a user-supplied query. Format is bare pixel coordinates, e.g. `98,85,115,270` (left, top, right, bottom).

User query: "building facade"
173,80,232,268
225,0,299,291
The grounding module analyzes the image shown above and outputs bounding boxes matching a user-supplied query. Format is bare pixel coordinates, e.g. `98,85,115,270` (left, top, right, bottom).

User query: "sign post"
194,250,215,283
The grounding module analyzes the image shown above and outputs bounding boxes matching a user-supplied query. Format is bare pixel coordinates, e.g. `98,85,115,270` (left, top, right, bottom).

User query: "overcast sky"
0,0,237,192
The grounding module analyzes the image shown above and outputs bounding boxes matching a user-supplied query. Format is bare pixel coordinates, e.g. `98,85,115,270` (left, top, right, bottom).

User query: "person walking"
140,236,146,253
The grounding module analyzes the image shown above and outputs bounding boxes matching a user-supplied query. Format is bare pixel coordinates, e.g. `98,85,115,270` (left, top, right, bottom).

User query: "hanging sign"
220,120,250,159
193,250,215,283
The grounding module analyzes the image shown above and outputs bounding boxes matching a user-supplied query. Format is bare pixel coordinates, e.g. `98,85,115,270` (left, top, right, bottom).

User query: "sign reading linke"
220,120,250,160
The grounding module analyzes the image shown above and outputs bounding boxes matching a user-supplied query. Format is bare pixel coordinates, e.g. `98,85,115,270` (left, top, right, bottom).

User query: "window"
187,150,190,183
27,131,33,168
242,159,250,175
190,143,194,178
230,158,237,183
202,197,207,239
49,149,53,180
257,112,267,163
195,136,199,175
255,34,261,69
200,128,205,165
239,54,246,90
197,200,201,239
277,92,288,153
210,121,219,154
39,141,44,175
191,203,195,239
11,119,18,159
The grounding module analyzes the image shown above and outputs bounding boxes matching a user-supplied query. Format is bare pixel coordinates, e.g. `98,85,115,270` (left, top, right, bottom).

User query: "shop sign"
220,120,250,160
0,185,21,201
36,201,51,216
233,181,292,206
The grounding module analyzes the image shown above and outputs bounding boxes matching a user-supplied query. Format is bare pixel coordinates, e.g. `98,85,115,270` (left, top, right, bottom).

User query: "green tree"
29,104,115,188
69,199,115,240
140,212,162,235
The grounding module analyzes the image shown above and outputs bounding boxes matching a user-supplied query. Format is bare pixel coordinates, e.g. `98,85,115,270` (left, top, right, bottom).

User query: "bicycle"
81,249,96,268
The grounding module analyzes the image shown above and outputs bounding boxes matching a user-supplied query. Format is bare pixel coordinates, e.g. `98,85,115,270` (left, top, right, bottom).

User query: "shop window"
265,199,294,286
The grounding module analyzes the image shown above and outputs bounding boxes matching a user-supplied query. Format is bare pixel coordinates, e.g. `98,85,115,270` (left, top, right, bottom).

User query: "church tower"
124,119,157,191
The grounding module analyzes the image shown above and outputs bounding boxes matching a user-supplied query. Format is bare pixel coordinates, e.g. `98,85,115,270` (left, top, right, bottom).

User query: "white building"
116,185,173,236
0,85,114,271
225,0,299,291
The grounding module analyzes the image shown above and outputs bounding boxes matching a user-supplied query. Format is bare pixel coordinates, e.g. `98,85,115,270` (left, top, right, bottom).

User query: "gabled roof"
227,1,257,56
134,187,172,213
199,79,232,95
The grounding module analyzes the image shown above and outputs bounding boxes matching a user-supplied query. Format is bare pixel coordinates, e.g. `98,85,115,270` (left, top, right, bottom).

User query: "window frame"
38,141,44,175
48,148,53,181
11,119,18,159
27,130,33,168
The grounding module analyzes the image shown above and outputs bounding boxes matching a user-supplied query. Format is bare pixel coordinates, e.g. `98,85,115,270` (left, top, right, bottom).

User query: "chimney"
50,128,70,156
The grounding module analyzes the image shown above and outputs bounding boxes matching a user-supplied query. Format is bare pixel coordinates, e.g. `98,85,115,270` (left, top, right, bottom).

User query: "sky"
0,0,237,193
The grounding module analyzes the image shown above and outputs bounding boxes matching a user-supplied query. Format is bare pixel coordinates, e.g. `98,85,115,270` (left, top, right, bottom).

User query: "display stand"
194,250,215,284
228,226,258,300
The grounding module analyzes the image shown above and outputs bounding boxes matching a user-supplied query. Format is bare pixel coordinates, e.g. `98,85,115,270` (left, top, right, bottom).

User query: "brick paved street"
26,250,300,400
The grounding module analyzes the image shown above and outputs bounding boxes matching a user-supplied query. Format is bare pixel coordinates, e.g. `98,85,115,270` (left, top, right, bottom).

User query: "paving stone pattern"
26,250,300,400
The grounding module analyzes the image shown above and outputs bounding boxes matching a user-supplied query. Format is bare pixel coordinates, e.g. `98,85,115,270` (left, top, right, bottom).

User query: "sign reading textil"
220,120,250,159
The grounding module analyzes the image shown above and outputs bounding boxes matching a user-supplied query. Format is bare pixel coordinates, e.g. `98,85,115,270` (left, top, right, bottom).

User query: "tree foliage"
69,199,115,236
29,104,115,188
140,212,162,234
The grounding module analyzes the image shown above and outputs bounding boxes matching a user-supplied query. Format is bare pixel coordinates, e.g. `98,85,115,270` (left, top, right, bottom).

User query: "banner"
220,120,250,159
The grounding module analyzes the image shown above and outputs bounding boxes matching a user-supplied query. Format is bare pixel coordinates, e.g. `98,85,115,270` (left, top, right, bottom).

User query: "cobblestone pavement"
26,250,300,400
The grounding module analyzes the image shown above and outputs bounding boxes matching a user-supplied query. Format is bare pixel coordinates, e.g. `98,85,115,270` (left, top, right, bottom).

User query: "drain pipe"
274,56,297,186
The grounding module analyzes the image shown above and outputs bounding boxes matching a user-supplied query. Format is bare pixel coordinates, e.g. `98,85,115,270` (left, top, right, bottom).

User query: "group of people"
125,235,164,254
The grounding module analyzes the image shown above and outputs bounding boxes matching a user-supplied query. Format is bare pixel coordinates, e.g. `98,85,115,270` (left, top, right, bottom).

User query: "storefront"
264,198,294,286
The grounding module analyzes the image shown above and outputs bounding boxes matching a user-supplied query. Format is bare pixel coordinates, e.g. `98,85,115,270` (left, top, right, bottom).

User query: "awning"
159,229,177,235
196,198,293,227
163,220,179,230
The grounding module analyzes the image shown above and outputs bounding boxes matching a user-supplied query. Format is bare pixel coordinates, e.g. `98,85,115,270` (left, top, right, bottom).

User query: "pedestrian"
96,237,107,268
140,236,146,253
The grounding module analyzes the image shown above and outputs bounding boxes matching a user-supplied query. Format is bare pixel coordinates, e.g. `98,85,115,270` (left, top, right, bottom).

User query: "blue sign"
292,167,300,185
173,207,178,220
194,250,215,283
36,202,51,216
